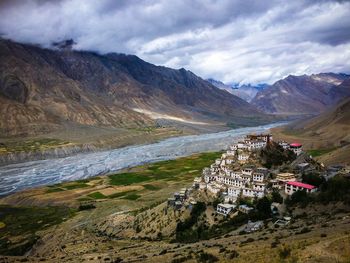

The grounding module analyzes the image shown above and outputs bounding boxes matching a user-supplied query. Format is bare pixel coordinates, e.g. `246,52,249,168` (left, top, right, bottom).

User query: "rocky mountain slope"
207,78,268,102
251,73,350,115
273,96,350,165
0,39,270,138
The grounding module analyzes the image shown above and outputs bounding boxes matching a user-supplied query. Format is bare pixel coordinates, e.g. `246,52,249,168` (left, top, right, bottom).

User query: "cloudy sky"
0,0,350,84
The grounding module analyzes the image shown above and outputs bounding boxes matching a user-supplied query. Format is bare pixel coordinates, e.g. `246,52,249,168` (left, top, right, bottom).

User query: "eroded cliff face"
0,39,271,138
0,144,96,166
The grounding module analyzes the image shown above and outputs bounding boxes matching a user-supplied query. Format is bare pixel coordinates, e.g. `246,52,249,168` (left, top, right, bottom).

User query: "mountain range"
251,73,350,115
206,78,268,102
0,39,271,138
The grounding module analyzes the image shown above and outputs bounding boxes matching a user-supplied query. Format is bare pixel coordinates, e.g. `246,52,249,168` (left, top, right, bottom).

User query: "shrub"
228,250,239,259
78,204,96,211
278,245,291,259
271,190,283,204
159,249,167,255
302,173,325,187
196,252,219,262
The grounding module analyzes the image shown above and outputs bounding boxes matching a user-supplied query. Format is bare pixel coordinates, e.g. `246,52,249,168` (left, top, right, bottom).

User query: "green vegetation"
64,182,90,190
46,182,90,193
0,205,75,256
78,204,96,211
0,138,71,154
318,176,350,204
196,252,219,262
302,173,325,187
271,190,283,204
109,152,222,186
195,212,249,242
143,184,161,191
286,175,350,207
122,193,141,200
307,148,336,157
259,142,296,168
107,190,136,199
109,172,152,186
88,192,106,199
176,202,207,243
46,187,65,193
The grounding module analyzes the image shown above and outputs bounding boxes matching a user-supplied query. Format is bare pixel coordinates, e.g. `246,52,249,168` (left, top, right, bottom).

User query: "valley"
0,2,350,261
1,133,350,262
0,122,285,196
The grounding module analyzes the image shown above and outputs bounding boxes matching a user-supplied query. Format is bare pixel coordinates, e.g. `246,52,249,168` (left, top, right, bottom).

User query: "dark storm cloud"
0,0,349,84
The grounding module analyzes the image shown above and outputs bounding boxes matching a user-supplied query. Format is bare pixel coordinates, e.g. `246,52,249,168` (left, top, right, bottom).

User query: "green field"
0,138,71,154
122,193,141,200
0,205,75,256
108,152,221,186
88,192,107,199
307,148,336,157
143,184,162,191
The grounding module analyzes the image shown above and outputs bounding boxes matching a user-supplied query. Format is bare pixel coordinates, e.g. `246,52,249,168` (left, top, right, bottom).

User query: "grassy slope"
0,206,75,256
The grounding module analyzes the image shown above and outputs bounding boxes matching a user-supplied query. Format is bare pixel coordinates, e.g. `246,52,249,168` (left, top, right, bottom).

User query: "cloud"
0,0,349,84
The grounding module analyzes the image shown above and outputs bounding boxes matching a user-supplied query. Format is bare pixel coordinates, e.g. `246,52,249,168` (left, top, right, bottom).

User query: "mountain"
0,39,271,138
273,96,350,165
251,73,350,115
206,78,268,102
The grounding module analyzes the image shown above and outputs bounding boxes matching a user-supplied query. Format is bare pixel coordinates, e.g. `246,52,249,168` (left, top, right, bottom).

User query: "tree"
271,190,283,204
285,190,310,208
255,197,272,219
302,173,325,187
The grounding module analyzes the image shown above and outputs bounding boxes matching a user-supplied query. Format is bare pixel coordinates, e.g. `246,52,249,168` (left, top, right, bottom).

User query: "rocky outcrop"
0,74,28,103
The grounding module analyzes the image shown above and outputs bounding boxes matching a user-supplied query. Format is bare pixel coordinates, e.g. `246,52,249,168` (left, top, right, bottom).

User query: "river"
0,122,286,195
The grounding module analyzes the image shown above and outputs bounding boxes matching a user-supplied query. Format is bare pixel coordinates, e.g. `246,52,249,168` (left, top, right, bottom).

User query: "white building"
245,220,264,233
252,172,265,182
238,204,254,214
242,188,265,198
285,181,317,195
252,182,266,192
238,153,250,162
204,174,216,184
246,140,266,151
242,167,254,176
278,141,290,150
289,143,303,155
228,187,241,197
226,150,236,156
217,203,236,216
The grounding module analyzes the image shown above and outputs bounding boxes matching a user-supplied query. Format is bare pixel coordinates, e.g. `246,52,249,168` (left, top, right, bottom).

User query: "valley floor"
0,121,231,166
1,152,350,262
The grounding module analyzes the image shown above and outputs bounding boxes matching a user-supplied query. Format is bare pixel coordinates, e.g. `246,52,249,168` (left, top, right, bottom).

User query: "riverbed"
0,122,286,195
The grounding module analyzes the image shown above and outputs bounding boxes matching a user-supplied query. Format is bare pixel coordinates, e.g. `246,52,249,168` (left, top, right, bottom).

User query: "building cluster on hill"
192,133,318,216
